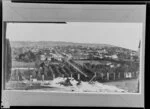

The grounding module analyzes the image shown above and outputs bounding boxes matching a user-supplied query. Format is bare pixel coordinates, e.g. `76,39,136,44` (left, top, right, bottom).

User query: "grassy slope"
12,60,35,68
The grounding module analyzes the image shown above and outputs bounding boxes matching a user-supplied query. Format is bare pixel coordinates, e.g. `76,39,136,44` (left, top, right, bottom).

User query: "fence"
10,68,139,82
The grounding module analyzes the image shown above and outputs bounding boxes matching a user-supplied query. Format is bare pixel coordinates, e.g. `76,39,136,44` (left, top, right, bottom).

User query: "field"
7,41,140,92
103,78,139,93
12,60,35,68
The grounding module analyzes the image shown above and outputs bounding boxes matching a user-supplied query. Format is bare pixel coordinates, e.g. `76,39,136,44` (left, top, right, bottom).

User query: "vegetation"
8,41,139,82
15,50,36,62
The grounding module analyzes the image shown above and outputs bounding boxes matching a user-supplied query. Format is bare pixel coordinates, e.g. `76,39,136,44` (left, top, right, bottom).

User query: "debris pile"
48,77,127,93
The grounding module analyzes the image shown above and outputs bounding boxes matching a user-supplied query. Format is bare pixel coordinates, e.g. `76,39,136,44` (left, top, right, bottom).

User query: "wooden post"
129,72,131,78
107,72,109,81
136,71,138,77
95,72,97,81
28,67,29,72
17,69,19,81
135,72,137,77
71,74,73,78
53,73,55,79
42,74,44,81
78,74,80,80
30,75,32,81
51,71,55,79
101,73,104,80
135,72,136,77
133,72,134,78
132,72,134,78
127,72,129,78
113,73,115,80
118,72,120,79
124,72,126,79
14,70,16,80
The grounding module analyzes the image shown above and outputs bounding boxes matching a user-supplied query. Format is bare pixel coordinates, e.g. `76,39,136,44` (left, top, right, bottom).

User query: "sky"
6,22,143,51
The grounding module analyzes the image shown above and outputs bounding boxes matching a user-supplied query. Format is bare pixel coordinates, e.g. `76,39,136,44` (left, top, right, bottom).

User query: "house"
98,49,107,54
47,57,52,61
110,65,114,68
52,54,63,61
125,72,132,78
40,54,46,61
111,54,118,59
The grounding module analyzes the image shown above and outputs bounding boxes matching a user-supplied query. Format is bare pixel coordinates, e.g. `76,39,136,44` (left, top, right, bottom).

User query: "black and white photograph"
2,1,146,107
5,22,142,93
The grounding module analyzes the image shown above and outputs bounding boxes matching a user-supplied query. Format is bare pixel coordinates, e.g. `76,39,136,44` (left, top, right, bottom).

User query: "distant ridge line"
10,41,136,51
10,40,115,47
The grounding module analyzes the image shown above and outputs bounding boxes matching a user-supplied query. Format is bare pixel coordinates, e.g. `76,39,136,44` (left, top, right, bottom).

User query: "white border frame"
2,0,146,108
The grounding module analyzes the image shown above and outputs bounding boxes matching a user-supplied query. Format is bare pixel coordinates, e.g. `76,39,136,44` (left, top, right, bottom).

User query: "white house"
111,54,118,59
40,55,46,61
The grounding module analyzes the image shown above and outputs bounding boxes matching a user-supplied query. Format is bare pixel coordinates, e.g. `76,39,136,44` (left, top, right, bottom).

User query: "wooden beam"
89,72,96,83
66,61,88,77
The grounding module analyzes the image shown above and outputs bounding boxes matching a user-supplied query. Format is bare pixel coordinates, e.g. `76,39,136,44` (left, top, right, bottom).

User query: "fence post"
118,72,120,79
42,74,44,81
124,72,126,79
101,73,104,80
133,72,135,78
136,71,139,77
113,73,115,80
30,75,32,81
78,74,80,80
71,74,73,78
129,72,132,78
107,72,109,81
95,72,97,81
17,69,19,81
53,73,55,79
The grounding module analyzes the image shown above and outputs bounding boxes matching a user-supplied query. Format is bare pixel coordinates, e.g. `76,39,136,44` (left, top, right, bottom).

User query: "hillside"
10,41,115,48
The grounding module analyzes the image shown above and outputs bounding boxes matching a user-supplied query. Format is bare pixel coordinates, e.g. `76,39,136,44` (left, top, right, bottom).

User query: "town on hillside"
5,40,140,92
